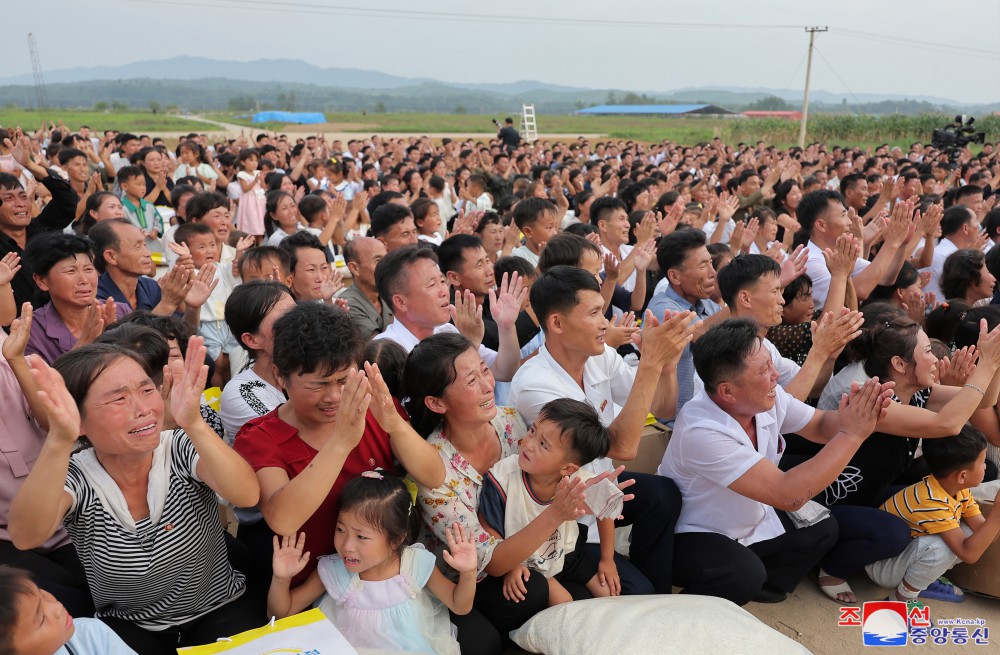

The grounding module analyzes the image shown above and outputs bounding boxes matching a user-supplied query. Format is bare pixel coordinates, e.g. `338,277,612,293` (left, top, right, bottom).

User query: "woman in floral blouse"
405,333,584,655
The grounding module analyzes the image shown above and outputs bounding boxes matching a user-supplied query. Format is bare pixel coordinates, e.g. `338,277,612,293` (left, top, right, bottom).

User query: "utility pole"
27,33,49,111
797,26,827,149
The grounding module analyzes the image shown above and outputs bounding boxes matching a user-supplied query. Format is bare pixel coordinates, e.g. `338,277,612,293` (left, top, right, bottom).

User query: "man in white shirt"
799,189,913,306
923,205,982,300
509,265,696,595
373,245,522,382
659,318,891,605
593,197,637,292
714,254,863,401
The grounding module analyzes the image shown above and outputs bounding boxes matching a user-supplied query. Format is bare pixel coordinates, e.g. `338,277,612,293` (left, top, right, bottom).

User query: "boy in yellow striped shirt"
866,425,1000,603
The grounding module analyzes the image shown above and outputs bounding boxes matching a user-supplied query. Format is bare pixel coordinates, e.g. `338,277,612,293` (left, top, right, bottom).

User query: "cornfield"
724,114,1000,148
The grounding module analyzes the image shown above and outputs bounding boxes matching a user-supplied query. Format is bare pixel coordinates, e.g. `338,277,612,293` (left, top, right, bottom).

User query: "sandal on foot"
919,579,965,603
818,570,856,603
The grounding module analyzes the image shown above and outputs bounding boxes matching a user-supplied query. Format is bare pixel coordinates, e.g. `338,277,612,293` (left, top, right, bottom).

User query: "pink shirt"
0,330,70,550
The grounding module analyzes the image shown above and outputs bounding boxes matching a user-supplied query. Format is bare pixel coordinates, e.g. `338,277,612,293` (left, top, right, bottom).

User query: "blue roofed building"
574,104,734,116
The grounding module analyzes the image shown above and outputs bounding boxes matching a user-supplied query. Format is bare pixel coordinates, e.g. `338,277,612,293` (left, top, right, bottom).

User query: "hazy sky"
7,0,1000,104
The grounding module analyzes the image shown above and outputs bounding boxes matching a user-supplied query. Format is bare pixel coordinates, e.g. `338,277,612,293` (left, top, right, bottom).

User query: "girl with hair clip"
269,473,476,655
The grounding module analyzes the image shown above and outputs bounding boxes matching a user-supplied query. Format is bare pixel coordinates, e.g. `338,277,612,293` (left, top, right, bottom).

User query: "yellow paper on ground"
203,387,222,413
644,412,657,426
176,608,358,655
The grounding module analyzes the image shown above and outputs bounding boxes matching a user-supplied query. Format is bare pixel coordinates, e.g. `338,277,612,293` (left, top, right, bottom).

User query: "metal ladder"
520,104,538,143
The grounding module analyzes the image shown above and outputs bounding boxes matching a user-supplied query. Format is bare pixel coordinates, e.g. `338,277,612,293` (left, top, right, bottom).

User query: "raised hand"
441,523,478,574
974,319,1000,370
363,361,404,433
332,367,372,448
320,270,345,302
822,233,860,278
937,345,977,387
633,212,656,245
0,252,22,286
489,271,527,330
271,533,310,582
741,217,760,250
602,252,620,281
450,288,485,347
632,239,656,273
811,308,864,359
658,201,683,236
717,192,739,222
27,355,82,444
168,336,210,430
899,286,927,325
185,264,219,308
2,303,32,362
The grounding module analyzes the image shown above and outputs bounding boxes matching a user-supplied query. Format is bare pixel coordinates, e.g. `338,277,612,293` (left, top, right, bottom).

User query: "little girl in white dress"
269,472,478,654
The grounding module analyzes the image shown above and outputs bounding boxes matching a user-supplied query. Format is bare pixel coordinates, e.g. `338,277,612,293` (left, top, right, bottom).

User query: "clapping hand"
27,354,81,445
839,377,895,440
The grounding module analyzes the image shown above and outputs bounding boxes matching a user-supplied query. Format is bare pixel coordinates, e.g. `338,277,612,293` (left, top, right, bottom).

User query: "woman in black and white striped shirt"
9,337,262,655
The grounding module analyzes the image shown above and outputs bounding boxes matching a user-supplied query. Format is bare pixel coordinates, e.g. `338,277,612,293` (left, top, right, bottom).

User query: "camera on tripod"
932,115,986,159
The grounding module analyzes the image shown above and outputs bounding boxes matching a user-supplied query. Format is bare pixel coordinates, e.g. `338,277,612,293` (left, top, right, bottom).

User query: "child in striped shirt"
866,424,1000,603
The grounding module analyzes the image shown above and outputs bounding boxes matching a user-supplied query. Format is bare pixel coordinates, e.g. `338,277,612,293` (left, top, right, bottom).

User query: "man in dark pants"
0,129,79,314
510,266,694,594
659,318,892,605
497,117,520,154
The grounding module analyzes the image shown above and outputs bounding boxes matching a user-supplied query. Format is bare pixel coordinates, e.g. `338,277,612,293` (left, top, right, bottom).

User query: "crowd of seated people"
1,119,1000,654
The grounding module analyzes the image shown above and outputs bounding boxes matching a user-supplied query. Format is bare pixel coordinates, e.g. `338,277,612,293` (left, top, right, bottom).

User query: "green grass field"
0,109,213,134
2,109,996,151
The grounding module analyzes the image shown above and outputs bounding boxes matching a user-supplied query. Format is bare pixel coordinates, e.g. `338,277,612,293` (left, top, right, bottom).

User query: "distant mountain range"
0,56,995,115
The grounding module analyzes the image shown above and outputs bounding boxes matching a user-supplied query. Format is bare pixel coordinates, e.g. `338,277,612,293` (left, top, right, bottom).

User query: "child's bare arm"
268,533,325,618
425,523,478,615
595,517,621,596
940,496,1000,563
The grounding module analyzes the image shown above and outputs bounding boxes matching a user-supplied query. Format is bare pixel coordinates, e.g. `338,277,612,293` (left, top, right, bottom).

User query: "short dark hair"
57,147,86,166
297,194,327,223
797,189,845,238
0,566,34,653
921,423,988,478
174,221,212,247
272,302,363,378
24,231,93,279
116,165,143,184
693,318,762,393
839,172,866,196
940,205,975,238
88,218,134,273
113,310,194,355
238,245,292,279
370,203,412,238
225,281,295,357
538,233,600,272
186,191,229,221
494,255,536,283
513,197,556,231
717,254,782,307
940,248,986,300
95,323,170,384
591,196,626,227
530,265,601,332
437,234,483,274
374,244,439,312
656,226,706,273
537,398,610,466
279,231,325,273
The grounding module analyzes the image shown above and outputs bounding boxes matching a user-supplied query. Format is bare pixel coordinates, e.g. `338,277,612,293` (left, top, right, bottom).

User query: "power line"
124,0,805,29
812,46,864,109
